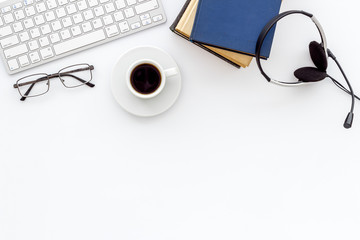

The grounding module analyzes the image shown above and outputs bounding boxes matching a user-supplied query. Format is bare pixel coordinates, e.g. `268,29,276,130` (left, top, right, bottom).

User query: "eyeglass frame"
13,64,95,101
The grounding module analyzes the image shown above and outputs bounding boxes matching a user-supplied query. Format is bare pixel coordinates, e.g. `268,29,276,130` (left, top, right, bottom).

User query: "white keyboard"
0,0,166,74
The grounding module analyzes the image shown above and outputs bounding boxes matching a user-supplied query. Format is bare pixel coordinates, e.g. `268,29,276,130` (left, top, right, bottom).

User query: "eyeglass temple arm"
16,76,51,101
19,75,50,101
61,65,94,75
20,81,38,101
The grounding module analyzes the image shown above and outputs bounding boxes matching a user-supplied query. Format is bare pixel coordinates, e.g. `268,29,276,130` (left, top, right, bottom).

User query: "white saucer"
111,46,182,117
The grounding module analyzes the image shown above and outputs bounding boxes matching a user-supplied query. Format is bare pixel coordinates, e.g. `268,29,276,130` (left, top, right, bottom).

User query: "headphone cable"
328,75,360,101
327,49,356,128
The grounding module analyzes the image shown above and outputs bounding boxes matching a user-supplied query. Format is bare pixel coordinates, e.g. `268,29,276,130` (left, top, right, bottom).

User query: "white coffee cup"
126,59,178,99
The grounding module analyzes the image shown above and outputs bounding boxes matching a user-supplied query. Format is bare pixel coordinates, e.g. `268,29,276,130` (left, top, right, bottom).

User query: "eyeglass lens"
59,64,93,88
16,73,50,98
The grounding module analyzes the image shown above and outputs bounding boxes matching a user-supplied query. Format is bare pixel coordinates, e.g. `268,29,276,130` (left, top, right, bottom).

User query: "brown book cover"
170,0,253,68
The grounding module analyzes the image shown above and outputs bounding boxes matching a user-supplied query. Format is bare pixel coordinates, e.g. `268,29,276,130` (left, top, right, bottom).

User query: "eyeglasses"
13,64,95,101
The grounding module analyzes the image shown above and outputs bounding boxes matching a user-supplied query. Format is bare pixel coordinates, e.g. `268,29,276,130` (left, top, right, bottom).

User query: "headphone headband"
255,10,328,86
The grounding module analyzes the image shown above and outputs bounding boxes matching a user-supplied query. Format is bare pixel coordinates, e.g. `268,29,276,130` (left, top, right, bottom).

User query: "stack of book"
170,0,283,69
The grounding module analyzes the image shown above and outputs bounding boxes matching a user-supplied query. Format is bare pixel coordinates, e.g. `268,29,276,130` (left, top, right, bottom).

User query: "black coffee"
130,64,161,95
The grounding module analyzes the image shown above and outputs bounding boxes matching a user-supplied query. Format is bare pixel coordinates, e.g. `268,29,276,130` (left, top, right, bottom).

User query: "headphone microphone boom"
326,49,355,128
255,10,358,129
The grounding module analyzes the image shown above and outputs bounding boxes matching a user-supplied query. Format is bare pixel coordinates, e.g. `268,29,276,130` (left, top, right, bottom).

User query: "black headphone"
255,10,358,129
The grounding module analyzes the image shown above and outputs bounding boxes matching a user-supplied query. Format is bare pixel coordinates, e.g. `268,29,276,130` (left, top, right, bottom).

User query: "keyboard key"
45,11,56,21
49,33,60,43
58,0,68,6
1,6,12,13
18,55,30,67
19,32,30,42
0,26,13,38
51,21,62,31
83,10,94,20
40,47,54,59
131,22,141,30
61,17,72,27
115,0,126,9
30,28,40,38
0,35,19,48
124,8,134,18
56,7,66,18
73,13,84,24
36,2,47,13
24,0,34,6
29,51,40,63
70,26,82,36
92,19,103,29
13,2,23,9
103,15,113,25
23,18,34,29
8,59,19,71
105,25,119,37
13,22,24,32
60,29,71,40
14,10,25,20
153,14,163,22
81,22,92,33
54,29,106,55
41,24,51,35
28,40,39,50
25,6,36,16
119,21,129,33
39,37,50,47
4,44,28,59
34,15,45,25
88,0,99,7
126,0,136,6
140,13,150,21
114,11,124,21
3,13,15,24
142,19,151,26
135,0,158,14
66,4,77,14
105,3,115,13
46,0,57,9
94,6,104,16
77,0,87,11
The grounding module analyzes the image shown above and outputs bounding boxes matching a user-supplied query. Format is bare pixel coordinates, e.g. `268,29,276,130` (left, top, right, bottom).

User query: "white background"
1,0,359,240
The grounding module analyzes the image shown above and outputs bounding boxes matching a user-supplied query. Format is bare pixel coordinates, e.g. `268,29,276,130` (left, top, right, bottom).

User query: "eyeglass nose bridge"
47,73,60,79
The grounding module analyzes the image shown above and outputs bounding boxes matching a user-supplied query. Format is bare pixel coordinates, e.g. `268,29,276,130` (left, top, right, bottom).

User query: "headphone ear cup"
294,67,328,82
309,41,328,71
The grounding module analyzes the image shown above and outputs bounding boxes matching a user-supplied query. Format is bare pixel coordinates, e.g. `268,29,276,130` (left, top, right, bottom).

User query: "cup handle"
164,67,178,79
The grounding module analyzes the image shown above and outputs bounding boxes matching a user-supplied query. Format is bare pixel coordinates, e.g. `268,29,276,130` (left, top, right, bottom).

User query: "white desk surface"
1,1,359,240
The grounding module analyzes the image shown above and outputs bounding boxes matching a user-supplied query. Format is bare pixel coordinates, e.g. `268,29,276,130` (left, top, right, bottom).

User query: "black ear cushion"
294,67,328,82
309,41,328,71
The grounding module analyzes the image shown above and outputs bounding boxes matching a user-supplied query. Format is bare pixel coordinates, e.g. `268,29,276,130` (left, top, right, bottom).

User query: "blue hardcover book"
190,0,282,58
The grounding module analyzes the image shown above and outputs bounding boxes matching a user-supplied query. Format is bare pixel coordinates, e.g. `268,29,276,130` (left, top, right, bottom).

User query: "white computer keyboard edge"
0,0,167,75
